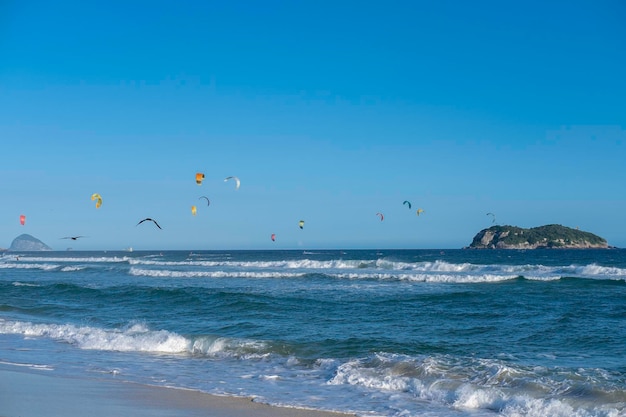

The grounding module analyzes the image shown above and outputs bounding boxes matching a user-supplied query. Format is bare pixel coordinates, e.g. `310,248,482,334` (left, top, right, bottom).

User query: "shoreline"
0,367,356,417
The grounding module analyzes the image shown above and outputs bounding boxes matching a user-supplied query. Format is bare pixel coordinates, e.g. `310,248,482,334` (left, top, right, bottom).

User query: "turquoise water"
1,249,625,416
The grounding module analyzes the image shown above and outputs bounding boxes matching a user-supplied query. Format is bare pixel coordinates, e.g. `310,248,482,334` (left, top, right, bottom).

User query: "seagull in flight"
136,218,162,229
61,236,86,240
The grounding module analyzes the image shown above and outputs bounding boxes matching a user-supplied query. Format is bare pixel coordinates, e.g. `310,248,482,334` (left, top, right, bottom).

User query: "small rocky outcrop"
468,224,608,249
7,234,53,251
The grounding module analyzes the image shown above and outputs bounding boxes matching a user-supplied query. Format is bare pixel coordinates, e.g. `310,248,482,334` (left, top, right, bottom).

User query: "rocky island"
468,224,609,249
6,234,53,251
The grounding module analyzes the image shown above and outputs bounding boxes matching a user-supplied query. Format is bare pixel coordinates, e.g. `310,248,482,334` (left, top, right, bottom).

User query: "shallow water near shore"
1,249,625,416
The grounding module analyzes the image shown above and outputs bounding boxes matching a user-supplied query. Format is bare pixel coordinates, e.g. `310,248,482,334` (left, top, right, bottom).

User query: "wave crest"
0,319,276,360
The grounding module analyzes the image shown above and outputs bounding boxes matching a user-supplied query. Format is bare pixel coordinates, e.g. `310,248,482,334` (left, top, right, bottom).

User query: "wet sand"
0,368,356,417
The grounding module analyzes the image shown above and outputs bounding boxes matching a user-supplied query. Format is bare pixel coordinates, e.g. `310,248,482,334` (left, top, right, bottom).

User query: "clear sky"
1,0,625,250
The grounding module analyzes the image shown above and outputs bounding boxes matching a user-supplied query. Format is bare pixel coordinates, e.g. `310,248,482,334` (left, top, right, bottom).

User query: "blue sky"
1,0,625,250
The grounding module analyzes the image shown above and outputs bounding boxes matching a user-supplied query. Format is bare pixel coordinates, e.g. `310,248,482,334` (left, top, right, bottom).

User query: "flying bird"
61,236,86,240
136,218,162,229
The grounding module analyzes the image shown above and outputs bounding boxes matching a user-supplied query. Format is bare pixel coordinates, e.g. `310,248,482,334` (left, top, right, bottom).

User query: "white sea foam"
126,263,604,283
129,267,307,279
328,353,624,417
0,360,54,371
0,319,273,361
0,262,60,270
12,281,41,287
60,265,86,272
128,265,524,283
9,254,626,283
5,256,130,263
191,336,271,359
129,258,379,269
335,272,523,283
576,263,626,279
0,319,189,354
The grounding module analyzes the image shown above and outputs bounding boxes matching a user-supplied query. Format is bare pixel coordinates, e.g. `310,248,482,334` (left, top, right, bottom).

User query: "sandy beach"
0,368,356,417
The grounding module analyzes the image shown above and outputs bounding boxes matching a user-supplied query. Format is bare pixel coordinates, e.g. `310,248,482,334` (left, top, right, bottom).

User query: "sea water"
1,249,625,417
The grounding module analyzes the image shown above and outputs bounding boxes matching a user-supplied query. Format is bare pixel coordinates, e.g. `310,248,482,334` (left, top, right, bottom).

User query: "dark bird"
136,218,162,229
61,236,86,240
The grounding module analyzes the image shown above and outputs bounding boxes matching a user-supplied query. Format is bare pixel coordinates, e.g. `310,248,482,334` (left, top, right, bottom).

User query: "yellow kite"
91,193,103,209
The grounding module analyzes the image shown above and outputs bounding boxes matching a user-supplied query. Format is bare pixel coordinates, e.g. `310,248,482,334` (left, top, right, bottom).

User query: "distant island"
6,234,53,251
467,224,609,249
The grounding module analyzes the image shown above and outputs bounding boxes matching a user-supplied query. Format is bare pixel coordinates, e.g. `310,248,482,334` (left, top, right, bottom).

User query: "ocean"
1,249,625,417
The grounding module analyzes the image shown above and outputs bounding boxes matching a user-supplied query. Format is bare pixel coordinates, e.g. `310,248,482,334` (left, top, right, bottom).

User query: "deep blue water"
1,249,626,416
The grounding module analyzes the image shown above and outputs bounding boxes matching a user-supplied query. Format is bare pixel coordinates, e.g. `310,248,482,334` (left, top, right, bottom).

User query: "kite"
376,212,384,221
19,214,25,226
271,233,276,242
224,176,240,190
486,213,496,223
91,193,103,209
298,220,305,229
403,201,412,209
416,209,424,216
136,218,162,229
195,173,205,185
191,205,197,216
199,196,210,206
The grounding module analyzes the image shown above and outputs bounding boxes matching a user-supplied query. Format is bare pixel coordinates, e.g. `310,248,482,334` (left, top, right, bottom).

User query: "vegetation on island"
468,224,608,249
